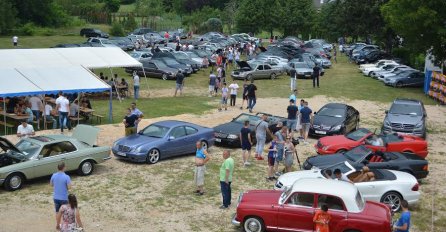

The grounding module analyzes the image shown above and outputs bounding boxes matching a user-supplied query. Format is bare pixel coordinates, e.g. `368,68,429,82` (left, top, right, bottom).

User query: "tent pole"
108,89,113,123
3,101,6,135
109,68,122,102
142,68,150,98
43,94,47,130
77,93,81,126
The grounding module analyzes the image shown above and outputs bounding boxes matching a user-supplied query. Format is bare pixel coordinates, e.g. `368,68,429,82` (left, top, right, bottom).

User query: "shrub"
110,22,125,36
19,23,37,36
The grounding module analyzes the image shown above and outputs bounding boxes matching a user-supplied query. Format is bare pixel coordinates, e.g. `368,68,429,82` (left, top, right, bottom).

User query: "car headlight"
134,146,145,153
330,125,342,131
227,134,238,139
384,120,391,127
322,146,330,151
415,122,423,128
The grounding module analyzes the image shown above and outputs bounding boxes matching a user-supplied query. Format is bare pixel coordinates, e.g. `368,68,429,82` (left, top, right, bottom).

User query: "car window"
264,65,271,70
141,124,170,138
39,141,76,158
185,126,198,135
257,65,264,70
147,63,156,69
317,195,345,211
287,193,314,207
15,140,41,158
91,39,99,43
170,126,187,139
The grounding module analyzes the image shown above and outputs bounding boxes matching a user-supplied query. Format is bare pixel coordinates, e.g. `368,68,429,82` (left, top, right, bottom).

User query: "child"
313,204,331,232
283,136,295,173
219,83,229,111
266,135,278,181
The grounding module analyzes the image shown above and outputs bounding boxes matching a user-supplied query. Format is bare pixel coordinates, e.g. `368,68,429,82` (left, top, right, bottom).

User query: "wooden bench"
0,121,15,134
69,116,84,126
91,113,104,124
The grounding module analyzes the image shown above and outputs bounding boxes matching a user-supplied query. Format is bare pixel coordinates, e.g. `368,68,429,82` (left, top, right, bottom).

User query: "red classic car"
232,178,392,232
315,128,428,158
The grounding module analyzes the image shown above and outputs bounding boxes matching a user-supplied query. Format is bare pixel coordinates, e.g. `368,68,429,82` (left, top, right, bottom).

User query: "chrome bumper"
231,214,241,226
103,156,112,160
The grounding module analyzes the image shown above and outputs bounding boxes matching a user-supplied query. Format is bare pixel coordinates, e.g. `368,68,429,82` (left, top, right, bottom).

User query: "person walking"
333,45,337,64
50,162,72,222
123,108,138,136
219,150,234,209
56,194,83,232
228,80,239,107
287,99,299,136
240,120,252,166
12,35,18,47
394,200,411,232
56,92,71,133
300,101,313,144
174,69,185,97
313,204,331,232
194,141,210,195
219,83,229,111
289,63,297,91
246,79,257,113
240,79,249,110
132,71,140,100
312,64,321,88
209,71,217,97
254,114,273,160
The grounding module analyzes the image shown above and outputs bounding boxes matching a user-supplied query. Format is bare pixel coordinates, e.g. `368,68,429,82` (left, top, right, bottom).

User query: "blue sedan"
112,120,215,164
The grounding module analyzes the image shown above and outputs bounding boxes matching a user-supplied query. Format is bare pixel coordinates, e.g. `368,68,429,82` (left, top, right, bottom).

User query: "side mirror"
169,136,175,141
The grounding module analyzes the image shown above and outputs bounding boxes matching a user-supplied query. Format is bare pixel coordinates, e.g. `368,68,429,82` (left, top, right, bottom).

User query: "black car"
310,103,360,137
382,99,427,138
155,57,192,76
125,60,178,80
152,52,200,73
303,145,429,179
80,28,109,38
213,113,286,147
109,37,135,51
384,71,425,88
131,28,154,35
52,44,82,48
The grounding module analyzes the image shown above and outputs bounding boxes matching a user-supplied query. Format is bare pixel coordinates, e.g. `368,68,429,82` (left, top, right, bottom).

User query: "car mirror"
169,136,175,141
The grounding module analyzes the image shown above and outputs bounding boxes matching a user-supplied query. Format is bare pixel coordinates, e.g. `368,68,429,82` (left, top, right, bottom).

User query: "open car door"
71,124,100,146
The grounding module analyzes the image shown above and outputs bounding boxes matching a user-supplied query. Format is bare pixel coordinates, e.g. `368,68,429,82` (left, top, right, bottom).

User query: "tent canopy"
0,68,44,97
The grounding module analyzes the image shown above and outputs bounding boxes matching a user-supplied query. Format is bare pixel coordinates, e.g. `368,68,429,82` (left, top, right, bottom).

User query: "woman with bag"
56,194,84,232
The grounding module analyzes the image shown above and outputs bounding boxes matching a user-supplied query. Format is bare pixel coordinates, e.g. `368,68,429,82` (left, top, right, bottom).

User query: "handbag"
73,208,84,232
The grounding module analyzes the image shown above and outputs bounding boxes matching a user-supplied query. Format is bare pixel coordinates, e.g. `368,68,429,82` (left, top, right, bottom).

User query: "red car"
232,178,392,232
315,128,428,158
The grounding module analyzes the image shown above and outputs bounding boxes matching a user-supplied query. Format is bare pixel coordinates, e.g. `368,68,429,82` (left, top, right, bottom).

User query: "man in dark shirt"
289,63,297,91
312,64,321,88
174,70,185,97
245,79,257,113
239,120,252,166
123,108,138,136
299,101,313,144
286,99,298,134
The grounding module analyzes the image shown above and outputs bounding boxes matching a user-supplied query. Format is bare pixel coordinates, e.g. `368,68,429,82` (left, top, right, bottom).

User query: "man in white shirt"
334,169,353,183
228,80,239,107
29,95,43,129
55,91,71,133
12,36,18,47
133,71,140,100
43,104,57,129
17,121,35,138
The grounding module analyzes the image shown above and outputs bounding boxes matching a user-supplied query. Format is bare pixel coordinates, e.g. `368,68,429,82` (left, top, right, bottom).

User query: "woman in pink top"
56,194,83,232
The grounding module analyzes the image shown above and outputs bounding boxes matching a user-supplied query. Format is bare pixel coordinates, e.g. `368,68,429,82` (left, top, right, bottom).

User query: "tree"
0,0,17,35
12,0,69,27
104,0,120,13
222,0,238,34
183,6,221,32
235,0,264,34
381,0,446,62
280,0,315,38
135,0,165,17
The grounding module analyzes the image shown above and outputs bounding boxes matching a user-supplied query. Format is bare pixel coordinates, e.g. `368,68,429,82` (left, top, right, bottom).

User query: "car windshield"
187,52,200,58
389,103,422,116
140,124,170,138
317,106,345,118
153,60,168,68
163,58,179,65
321,162,354,178
346,128,371,141
294,63,309,69
355,190,365,211
344,146,371,162
233,114,261,125
15,140,40,158
280,186,293,203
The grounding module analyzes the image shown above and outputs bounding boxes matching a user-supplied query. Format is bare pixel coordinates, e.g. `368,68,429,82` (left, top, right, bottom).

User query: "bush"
19,23,37,36
123,15,137,32
392,47,424,70
110,22,125,36
198,18,223,34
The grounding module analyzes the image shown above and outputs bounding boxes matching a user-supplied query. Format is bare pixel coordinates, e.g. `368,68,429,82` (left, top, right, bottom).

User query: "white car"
362,61,399,76
378,67,415,80
274,161,420,212
359,59,396,71
375,66,411,81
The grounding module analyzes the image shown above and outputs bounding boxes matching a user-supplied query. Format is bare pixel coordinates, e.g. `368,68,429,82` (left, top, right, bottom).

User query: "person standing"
219,83,229,111
313,204,331,232
287,99,299,135
246,79,257,113
228,80,239,107
123,108,138,136
130,102,143,131
240,120,252,166
219,150,234,209
12,35,18,47
312,64,321,88
195,141,210,195
266,135,278,181
174,70,185,97
254,114,273,160
56,92,71,133
283,136,295,173
17,120,35,138
240,79,249,110
209,71,217,97
394,200,411,232
274,125,287,176
333,45,337,64
29,95,43,130
299,101,313,144
56,194,83,232
50,162,72,221
289,63,297,91
132,71,140,100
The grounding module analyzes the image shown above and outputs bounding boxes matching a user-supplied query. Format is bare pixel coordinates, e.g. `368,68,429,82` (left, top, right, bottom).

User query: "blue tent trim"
424,71,432,94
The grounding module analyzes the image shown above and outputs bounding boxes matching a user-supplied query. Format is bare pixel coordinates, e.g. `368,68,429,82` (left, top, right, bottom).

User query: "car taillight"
411,183,419,191
422,165,428,171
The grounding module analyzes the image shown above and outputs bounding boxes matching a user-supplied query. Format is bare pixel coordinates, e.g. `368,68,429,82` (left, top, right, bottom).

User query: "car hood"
385,114,422,125
276,170,323,189
115,134,161,148
213,122,245,135
295,68,313,72
306,154,347,168
0,137,21,154
72,125,101,146
318,135,357,147
241,190,282,205
313,115,344,127
236,61,251,69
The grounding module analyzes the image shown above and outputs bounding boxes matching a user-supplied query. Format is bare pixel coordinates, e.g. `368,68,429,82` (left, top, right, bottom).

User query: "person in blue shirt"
194,141,210,195
299,101,313,144
394,200,410,232
50,162,72,222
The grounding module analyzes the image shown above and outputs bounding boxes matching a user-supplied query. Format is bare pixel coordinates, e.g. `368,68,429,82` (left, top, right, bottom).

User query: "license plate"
315,130,326,135
215,138,221,142
117,152,127,157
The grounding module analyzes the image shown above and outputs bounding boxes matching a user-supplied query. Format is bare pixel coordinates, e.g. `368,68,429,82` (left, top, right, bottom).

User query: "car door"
316,194,348,229
184,126,200,152
355,180,386,203
255,65,265,78
146,62,159,77
166,126,188,157
32,142,75,177
264,64,273,78
413,72,425,86
277,192,315,231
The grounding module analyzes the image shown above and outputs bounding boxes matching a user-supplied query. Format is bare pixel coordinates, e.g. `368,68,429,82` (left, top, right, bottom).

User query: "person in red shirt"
313,204,331,232
164,31,169,43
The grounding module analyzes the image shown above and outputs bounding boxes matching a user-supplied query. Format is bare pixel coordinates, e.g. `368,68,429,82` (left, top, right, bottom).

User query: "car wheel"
146,149,160,164
5,173,24,191
247,74,253,81
200,140,208,151
396,82,403,88
162,73,168,80
381,191,403,212
270,73,276,80
368,71,373,76
78,160,95,176
243,217,265,232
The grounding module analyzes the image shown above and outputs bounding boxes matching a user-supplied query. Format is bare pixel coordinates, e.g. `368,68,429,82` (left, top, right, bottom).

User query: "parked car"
155,57,192,75
129,51,153,62
231,61,282,80
362,61,399,76
315,128,428,158
0,125,111,191
213,113,286,147
378,67,416,81
275,162,420,212
372,65,409,79
232,178,393,232
289,62,313,79
85,38,118,48
384,71,425,88
108,37,135,51
130,28,154,35
310,103,360,137
359,59,397,72
52,44,82,48
80,28,109,38
303,145,429,179
143,33,165,44
125,60,177,80
382,99,427,138
112,120,215,164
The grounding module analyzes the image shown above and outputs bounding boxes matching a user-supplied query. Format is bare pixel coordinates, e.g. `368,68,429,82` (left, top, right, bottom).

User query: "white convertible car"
274,161,420,212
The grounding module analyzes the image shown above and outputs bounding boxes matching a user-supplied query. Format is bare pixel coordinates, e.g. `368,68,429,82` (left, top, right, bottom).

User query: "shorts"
125,127,136,136
296,115,302,130
176,83,183,90
194,165,206,186
54,199,68,212
209,85,215,92
268,156,275,166
242,142,251,151
221,97,228,104
287,120,297,131
302,123,311,134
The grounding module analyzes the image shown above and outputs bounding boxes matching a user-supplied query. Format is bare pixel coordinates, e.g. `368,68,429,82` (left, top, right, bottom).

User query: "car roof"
322,103,347,109
292,178,358,200
152,120,202,128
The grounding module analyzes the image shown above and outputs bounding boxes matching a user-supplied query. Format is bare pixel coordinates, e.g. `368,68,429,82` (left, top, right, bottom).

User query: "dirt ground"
0,95,445,232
